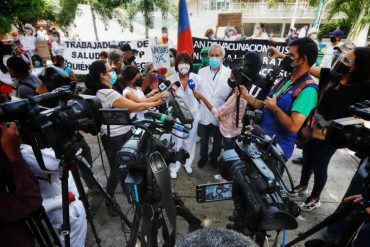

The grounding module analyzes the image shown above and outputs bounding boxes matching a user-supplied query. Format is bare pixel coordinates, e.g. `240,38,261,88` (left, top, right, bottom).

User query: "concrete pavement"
82,133,359,246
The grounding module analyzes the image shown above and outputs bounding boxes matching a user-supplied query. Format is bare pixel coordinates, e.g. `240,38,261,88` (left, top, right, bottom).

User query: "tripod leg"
26,217,46,247
128,205,142,247
70,163,102,246
39,207,62,247
75,156,132,229
60,160,71,247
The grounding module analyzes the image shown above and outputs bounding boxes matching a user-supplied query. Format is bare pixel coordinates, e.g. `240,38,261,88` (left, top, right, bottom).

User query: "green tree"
0,0,56,33
123,0,175,38
310,0,370,41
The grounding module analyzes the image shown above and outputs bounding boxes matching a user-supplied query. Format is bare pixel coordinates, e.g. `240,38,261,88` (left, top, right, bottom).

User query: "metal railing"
199,2,325,19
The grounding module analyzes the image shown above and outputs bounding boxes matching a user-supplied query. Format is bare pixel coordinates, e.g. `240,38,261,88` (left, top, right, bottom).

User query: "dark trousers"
326,158,370,246
101,131,132,197
198,123,223,161
223,136,237,151
299,139,337,199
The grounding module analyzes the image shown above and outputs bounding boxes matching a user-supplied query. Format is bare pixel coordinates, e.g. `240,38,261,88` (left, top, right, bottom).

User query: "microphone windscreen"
171,81,181,91
158,67,168,75
187,79,196,90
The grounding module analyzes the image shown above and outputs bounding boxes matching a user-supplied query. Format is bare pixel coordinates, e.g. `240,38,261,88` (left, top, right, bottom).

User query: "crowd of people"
1,22,370,247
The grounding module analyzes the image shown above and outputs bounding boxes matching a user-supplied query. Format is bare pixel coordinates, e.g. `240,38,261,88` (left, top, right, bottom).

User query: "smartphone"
196,182,233,203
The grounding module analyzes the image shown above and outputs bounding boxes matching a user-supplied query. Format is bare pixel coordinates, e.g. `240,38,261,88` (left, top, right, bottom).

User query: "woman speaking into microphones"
166,52,201,179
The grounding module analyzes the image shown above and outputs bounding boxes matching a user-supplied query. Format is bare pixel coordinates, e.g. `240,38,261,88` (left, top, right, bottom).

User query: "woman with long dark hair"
292,46,370,211
85,60,164,215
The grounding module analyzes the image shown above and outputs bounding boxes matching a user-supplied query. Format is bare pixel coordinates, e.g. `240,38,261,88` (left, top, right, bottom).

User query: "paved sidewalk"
83,134,359,246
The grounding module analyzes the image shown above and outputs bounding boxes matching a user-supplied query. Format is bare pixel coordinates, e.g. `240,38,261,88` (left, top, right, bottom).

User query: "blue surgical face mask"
109,70,117,84
209,57,221,69
33,60,42,68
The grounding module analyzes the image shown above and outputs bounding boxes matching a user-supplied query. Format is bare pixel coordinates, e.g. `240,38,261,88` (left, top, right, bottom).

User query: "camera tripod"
51,135,132,247
128,191,202,247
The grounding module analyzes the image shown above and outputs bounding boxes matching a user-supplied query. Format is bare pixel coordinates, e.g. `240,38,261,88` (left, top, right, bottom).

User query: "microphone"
252,125,287,163
187,79,200,103
144,111,189,133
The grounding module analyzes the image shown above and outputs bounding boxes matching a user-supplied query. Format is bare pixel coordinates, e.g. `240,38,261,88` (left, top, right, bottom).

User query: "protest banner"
192,37,289,77
151,44,170,69
63,39,153,74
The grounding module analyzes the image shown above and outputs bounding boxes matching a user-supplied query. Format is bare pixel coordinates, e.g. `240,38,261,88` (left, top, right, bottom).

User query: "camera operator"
121,65,169,120
85,60,165,216
239,37,319,160
6,56,41,98
0,123,42,247
272,46,370,211
167,51,201,178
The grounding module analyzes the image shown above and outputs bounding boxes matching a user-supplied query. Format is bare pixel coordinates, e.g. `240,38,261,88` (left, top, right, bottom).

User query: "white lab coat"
21,144,87,247
197,65,232,126
167,72,201,172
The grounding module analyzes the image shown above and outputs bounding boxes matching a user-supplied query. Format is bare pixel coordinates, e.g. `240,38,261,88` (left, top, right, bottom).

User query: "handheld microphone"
187,79,200,103
252,125,287,163
144,111,189,133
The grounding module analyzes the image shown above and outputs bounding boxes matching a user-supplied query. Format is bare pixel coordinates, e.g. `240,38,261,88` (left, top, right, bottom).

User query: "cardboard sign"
151,44,170,69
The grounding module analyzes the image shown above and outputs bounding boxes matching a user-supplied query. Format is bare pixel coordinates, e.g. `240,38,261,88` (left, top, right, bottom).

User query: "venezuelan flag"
177,0,193,54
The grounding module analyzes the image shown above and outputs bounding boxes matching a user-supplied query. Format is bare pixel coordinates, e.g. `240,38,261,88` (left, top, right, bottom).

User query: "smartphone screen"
196,182,233,203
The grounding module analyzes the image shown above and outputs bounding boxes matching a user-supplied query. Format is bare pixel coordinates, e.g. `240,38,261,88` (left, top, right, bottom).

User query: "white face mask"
162,32,168,38
51,36,58,41
26,29,33,35
178,63,190,75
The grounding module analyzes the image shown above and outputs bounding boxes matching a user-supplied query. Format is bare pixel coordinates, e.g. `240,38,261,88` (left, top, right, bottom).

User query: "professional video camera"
0,85,134,246
287,100,370,247
117,104,201,246
196,109,299,246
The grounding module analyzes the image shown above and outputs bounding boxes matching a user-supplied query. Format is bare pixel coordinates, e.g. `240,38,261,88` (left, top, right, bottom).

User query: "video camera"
224,57,252,89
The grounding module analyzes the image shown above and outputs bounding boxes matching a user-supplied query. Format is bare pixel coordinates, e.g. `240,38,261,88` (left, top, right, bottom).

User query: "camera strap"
148,152,177,246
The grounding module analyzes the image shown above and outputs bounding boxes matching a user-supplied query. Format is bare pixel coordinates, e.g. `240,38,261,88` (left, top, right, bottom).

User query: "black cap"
120,43,132,52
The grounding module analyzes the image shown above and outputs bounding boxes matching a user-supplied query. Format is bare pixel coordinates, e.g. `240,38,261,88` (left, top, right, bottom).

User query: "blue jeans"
198,123,223,161
223,136,238,151
299,139,337,199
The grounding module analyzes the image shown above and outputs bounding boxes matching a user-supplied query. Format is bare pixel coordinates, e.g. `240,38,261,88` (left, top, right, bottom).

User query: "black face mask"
330,36,337,43
329,59,351,79
127,56,136,64
135,77,143,87
280,56,295,73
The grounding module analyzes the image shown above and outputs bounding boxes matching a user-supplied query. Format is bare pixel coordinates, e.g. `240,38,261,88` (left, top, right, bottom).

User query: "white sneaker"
170,171,177,179
184,166,192,174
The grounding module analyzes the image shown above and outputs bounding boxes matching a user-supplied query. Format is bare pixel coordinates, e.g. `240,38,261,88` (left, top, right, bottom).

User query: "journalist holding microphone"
85,60,165,215
167,51,201,179
239,38,319,160
271,45,370,211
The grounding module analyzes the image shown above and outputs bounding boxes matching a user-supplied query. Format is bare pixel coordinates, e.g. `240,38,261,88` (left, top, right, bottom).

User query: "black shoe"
197,159,207,168
292,157,303,165
105,199,119,217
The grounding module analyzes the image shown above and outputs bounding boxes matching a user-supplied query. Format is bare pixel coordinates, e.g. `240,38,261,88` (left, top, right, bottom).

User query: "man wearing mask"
120,43,138,67
250,23,269,40
197,43,231,168
51,31,64,57
193,46,210,74
241,38,319,160
7,56,41,98
321,29,344,68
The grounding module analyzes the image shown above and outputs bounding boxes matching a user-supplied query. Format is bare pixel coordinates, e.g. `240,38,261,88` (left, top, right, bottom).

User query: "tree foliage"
0,0,56,33
313,0,370,41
